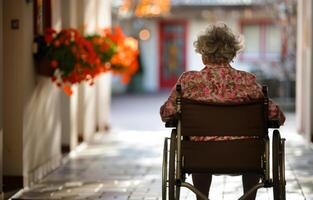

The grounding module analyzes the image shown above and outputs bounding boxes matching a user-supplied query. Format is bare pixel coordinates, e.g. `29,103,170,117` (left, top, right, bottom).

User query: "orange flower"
121,75,131,84
63,85,73,96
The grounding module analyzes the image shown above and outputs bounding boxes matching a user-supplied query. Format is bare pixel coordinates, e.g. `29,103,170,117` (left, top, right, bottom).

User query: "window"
265,26,281,59
241,22,282,61
243,25,260,59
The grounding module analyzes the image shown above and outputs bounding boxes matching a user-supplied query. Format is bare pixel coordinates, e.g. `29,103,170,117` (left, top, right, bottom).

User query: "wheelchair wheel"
273,130,286,200
169,130,180,200
162,138,169,200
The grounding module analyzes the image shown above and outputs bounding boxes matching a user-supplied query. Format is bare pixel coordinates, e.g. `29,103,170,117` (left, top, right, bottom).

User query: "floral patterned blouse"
160,63,285,141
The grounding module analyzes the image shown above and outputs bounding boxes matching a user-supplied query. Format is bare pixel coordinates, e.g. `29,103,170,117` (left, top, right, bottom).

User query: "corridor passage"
13,94,313,200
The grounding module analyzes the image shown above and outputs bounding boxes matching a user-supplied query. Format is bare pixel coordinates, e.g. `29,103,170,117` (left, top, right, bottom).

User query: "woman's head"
194,23,244,64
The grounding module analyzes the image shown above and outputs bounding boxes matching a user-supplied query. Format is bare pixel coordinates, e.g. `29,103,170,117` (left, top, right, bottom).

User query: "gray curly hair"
194,24,244,64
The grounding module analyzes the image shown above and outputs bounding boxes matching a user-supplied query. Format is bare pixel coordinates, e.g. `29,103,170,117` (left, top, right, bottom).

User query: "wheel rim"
279,138,286,200
169,131,177,200
162,138,169,200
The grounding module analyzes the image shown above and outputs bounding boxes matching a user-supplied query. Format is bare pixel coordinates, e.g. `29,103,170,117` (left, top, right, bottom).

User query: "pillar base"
3,176,22,199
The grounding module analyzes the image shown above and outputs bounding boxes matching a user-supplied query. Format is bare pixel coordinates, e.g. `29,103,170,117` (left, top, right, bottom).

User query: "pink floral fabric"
160,63,285,141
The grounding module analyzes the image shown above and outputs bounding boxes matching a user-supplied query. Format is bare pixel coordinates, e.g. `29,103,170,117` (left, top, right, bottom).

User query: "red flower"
51,76,57,82
64,40,70,46
45,28,57,35
71,46,77,53
45,35,53,44
50,60,58,68
53,40,61,47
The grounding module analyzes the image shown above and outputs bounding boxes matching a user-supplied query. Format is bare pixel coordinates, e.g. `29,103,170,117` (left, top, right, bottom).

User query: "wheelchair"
162,85,286,200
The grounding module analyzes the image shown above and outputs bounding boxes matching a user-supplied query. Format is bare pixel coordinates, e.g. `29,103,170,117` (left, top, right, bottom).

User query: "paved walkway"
13,94,313,200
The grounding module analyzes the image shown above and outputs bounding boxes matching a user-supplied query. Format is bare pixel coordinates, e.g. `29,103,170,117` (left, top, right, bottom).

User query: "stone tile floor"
12,94,313,200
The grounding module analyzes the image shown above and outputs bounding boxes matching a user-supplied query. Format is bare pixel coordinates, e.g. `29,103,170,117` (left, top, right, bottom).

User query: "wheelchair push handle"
176,84,182,92
262,85,268,97
176,84,182,110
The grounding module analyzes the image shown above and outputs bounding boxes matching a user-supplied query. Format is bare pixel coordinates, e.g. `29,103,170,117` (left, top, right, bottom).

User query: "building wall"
4,0,32,177
140,20,159,92
3,0,62,184
187,20,207,71
296,0,313,142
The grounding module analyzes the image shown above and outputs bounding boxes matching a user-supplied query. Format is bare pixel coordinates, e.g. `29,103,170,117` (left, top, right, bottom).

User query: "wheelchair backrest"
180,99,268,137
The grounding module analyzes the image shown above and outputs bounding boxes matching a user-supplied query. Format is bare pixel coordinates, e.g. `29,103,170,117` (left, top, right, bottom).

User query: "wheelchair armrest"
268,119,281,128
165,118,178,128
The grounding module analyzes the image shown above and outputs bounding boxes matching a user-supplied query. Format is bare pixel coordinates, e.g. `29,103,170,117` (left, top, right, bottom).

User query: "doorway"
159,20,187,89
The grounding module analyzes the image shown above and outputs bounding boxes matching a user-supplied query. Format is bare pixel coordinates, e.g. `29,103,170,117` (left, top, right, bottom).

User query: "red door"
159,20,187,89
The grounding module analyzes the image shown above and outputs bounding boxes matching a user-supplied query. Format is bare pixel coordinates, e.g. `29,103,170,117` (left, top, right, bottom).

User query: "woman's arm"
269,100,286,125
160,74,186,122
160,87,177,122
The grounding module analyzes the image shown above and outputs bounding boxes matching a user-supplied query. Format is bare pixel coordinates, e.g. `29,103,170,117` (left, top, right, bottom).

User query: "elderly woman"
160,24,285,200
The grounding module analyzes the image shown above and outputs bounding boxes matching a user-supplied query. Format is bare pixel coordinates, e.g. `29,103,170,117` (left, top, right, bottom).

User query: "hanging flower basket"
33,26,139,96
34,28,101,95
34,35,55,77
105,26,139,84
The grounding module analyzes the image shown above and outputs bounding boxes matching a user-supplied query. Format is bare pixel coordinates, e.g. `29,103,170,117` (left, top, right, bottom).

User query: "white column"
302,0,313,142
77,0,98,141
296,0,304,133
95,0,112,131
60,0,79,152
309,0,313,142
297,0,313,142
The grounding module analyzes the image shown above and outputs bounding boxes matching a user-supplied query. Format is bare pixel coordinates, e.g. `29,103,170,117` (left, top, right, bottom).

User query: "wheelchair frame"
162,85,286,200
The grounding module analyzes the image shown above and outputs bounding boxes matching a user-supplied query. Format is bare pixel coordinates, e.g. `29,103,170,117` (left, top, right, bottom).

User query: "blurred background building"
112,0,296,111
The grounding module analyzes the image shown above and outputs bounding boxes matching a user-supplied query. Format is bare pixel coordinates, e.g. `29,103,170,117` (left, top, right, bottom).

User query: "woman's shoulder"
231,67,257,80
179,70,201,80
177,70,202,85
